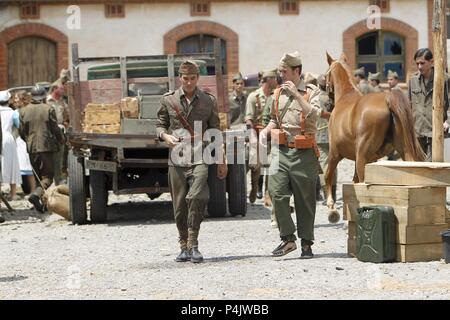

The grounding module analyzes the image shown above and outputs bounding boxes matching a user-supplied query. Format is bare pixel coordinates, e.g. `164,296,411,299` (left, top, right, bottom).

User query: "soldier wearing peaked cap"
259,51,325,259
156,60,227,263
354,67,372,94
387,70,401,91
228,72,247,128
368,72,383,93
245,68,278,207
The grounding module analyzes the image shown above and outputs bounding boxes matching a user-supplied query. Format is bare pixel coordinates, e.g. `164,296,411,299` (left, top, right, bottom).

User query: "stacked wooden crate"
343,161,450,262
82,103,121,134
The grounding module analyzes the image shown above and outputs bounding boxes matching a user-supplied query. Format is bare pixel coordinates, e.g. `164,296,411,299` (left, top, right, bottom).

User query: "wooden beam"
432,0,446,162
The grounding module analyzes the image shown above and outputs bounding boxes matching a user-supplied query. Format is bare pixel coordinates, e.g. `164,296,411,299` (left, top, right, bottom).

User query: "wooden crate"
365,161,450,186
396,243,443,262
343,184,446,225
347,238,356,257
83,103,121,134
120,97,139,119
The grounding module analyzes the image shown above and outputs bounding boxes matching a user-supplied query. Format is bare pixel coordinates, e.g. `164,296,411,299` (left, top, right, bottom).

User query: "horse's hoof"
328,210,340,224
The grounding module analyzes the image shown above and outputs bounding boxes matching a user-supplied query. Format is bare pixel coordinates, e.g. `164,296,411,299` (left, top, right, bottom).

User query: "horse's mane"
335,59,363,95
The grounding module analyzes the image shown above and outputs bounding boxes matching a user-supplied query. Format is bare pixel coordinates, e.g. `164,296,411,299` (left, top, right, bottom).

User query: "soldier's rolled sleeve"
305,94,321,122
207,95,220,130
244,93,256,123
156,97,170,138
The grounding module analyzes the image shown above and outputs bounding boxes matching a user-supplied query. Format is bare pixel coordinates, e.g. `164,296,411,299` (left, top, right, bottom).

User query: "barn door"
8,36,57,87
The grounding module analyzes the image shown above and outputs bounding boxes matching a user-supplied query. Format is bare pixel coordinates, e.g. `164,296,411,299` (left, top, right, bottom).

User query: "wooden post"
432,0,446,162
214,38,225,113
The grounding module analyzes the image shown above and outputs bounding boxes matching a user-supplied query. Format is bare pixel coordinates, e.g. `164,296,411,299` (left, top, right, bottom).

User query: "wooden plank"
396,243,443,262
348,221,356,240
343,183,446,207
343,200,446,225
365,161,450,186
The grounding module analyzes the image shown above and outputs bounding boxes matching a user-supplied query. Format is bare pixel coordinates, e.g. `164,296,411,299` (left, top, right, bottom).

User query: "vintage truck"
67,41,247,224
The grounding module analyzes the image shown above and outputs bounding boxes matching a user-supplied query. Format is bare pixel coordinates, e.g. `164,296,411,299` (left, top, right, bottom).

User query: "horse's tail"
387,89,426,161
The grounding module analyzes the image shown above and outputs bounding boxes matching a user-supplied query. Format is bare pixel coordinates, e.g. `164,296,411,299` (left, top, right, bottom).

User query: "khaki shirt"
156,87,220,167
269,79,321,143
228,90,247,127
315,90,332,144
358,80,372,95
371,85,383,93
245,87,268,126
408,69,450,137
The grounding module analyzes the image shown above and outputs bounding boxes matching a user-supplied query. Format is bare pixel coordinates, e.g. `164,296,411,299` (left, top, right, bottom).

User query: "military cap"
368,72,381,81
178,60,200,75
317,74,326,87
0,90,11,103
261,69,277,79
387,70,399,79
232,72,244,82
279,51,302,68
30,85,47,101
354,67,365,77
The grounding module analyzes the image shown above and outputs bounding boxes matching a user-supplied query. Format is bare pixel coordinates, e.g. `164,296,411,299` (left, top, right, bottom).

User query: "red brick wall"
163,20,239,83
0,23,68,90
343,17,418,81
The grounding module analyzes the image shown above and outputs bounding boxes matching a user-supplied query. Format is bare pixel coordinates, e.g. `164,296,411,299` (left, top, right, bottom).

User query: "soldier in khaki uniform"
228,73,247,128
354,67,372,94
156,60,227,263
19,85,64,213
245,69,278,204
315,75,336,204
408,48,450,161
46,84,69,185
260,51,322,259
387,70,402,91
368,72,383,93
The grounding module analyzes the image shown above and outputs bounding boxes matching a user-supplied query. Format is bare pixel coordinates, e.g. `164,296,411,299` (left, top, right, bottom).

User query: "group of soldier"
156,46,447,263
0,70,69,223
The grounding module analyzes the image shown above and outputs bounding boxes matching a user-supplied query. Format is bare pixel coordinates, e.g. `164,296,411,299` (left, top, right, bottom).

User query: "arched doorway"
8,36,57,87
177,34,227,74
0,23,68,90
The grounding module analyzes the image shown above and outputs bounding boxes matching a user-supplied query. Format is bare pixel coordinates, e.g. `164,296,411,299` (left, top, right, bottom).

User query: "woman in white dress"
11,91,35,195
0,90,22,201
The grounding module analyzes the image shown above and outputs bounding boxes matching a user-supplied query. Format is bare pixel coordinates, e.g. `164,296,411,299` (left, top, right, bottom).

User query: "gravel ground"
0,158,449,300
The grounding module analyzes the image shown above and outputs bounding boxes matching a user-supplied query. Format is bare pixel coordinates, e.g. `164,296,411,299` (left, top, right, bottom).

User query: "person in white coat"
0,90,22,201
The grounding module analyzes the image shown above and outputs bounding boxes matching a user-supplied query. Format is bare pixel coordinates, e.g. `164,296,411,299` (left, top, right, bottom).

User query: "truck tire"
89,170,108,223
227,164,247,217
207,164,227,217
68,149,88,225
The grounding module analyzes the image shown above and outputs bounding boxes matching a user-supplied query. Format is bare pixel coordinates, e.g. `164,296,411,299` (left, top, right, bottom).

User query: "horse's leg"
325,151,342,223
352,163,358,183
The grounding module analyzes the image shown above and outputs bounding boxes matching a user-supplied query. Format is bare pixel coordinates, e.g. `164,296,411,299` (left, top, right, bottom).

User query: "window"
20,3,40,19
356,31,405,81
177,35,226,74
105,3,125,18
279,0,299,15
191,1,210,17
369,0,390,13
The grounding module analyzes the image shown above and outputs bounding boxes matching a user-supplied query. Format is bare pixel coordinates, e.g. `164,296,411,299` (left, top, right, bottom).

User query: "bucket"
441,230,450,263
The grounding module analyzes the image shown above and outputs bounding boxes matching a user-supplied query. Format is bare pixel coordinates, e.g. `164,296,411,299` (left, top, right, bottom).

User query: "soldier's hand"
217,163,228,180
162,133,180,148
281,81,299,98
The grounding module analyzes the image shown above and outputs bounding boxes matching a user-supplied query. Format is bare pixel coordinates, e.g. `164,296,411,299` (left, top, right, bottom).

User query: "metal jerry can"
356,206,396,263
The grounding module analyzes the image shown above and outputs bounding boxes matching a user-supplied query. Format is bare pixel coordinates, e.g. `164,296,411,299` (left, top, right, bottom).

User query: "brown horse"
324,53,425,223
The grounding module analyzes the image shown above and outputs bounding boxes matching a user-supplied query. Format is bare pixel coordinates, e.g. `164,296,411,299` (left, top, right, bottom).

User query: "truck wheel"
68,149,87,225
207,164,227,217
227,164,247,217
89,170,108,223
